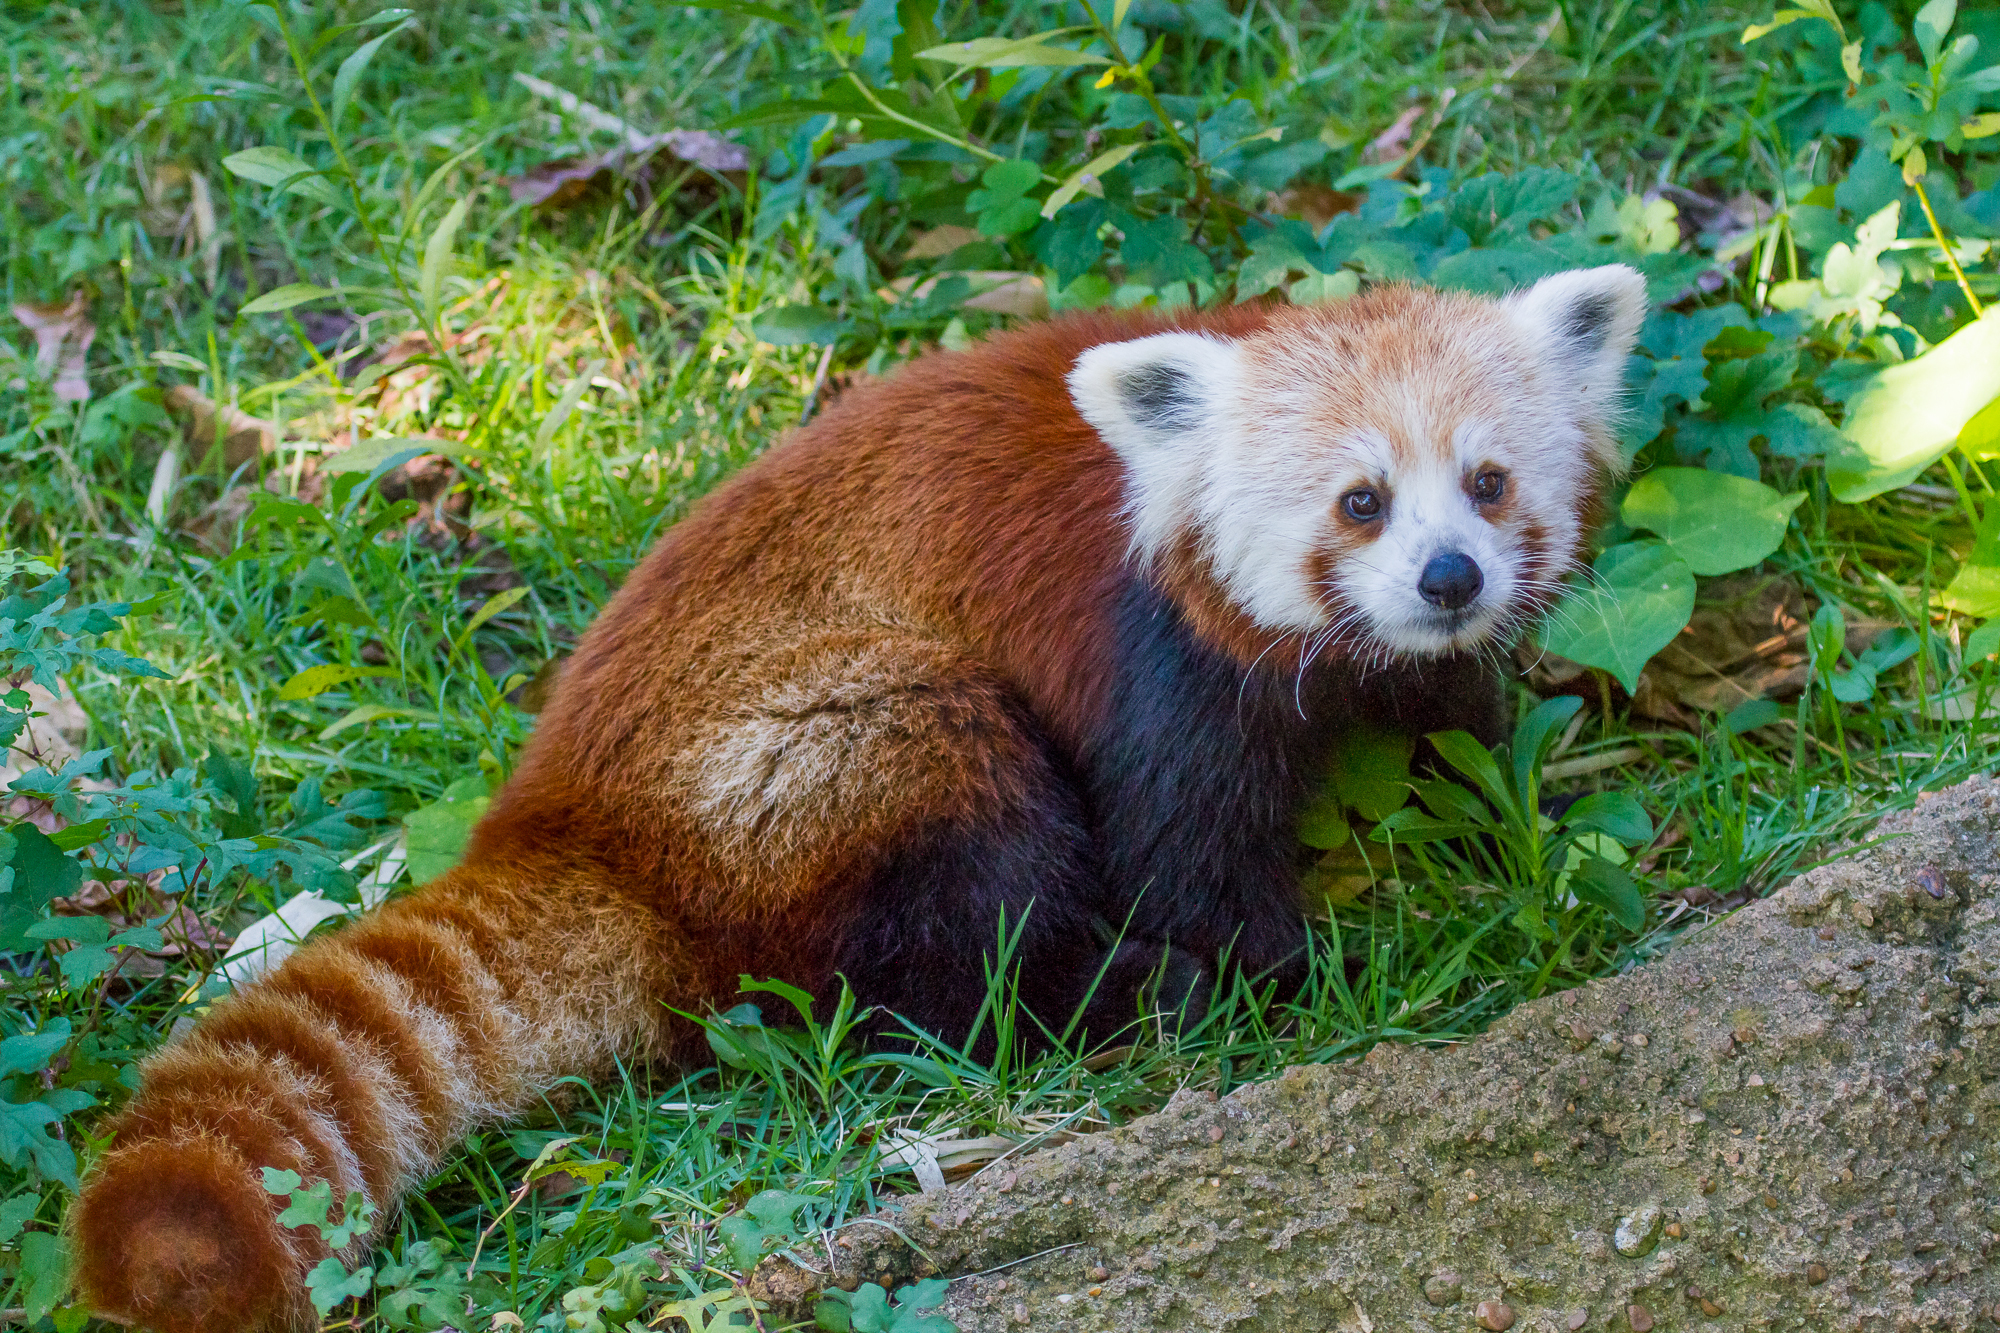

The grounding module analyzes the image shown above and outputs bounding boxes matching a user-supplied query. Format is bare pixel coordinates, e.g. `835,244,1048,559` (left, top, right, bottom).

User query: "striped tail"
69,857,670,1333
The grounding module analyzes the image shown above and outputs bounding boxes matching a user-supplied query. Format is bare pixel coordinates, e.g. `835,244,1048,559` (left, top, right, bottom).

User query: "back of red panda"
69,268,1644,1333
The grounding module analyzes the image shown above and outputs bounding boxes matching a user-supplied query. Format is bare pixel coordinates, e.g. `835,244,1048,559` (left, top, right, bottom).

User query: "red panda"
68,264,1644,1333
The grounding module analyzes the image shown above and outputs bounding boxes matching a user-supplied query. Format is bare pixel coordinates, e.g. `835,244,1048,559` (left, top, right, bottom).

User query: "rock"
1477,1299,1517,1330
1612,1202,1662,1257
751,778,2000,1331
1421,1271,1462,1305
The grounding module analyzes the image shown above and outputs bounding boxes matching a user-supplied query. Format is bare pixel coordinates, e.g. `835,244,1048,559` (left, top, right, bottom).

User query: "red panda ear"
1505,264,1647,422
1067,332,1243,460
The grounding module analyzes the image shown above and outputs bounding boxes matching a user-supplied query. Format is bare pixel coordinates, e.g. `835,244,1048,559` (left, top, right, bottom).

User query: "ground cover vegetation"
2,0,1999,1328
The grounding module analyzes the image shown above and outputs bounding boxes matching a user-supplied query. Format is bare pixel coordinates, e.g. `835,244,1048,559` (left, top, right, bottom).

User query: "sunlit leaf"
1041,142,1143,218
1828,311,2000,501
1619,467,1803,575
917,30,1109,70
276,663,399,702
1539,541,1697,693
237,283,335,315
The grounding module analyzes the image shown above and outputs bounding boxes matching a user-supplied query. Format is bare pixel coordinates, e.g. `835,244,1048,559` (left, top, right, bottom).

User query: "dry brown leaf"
903,225,983,260
506,129,749,208
1266,183,1361,231
882,271,1048,319
10,294,95,401
1521,573,1890,729
1363,105,1426,165
165,384,278,471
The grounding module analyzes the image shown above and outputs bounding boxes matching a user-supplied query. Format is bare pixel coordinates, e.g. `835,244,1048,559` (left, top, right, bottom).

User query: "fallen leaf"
508,73,747,207
1363,105,1426,165
506,129,748,207
882,271,1049,319
10,295,95,401
164,384,278,471
1266,182,1361,231
903,225,983,260
1523,572,1889,726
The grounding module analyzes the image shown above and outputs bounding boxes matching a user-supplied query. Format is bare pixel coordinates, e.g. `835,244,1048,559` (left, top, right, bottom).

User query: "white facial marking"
1067,264,1646,662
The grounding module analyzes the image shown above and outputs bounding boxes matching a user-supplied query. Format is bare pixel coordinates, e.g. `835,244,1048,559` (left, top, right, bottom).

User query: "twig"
948,1242,1087,1283
798,344,836,426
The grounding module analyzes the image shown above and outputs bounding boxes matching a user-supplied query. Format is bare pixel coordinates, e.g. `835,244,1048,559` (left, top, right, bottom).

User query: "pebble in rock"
1613,1203,1664,1258
1422,1271,1463,1306
1476,1299,1517,1330
1626,1303,1655,1332
1567,1310,1589,1331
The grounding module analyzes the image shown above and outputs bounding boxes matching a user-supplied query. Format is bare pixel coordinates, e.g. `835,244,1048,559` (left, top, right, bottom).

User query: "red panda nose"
1419,552,1483,611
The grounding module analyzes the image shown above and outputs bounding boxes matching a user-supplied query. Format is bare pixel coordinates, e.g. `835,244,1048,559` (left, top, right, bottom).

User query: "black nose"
1418,552,1483,611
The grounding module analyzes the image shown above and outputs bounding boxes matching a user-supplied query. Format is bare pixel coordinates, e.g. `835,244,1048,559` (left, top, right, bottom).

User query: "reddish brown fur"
70,295,1605,1332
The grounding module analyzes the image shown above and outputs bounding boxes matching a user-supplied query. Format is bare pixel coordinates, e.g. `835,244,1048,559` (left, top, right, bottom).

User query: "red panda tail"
69,856,671,1333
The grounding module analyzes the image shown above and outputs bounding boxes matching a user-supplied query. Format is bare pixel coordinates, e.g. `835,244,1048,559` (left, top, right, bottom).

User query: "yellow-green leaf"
1963,113,2000,140
420,195,472,327
1957,394,2000,461
918,30,1109,70
1828,311,2000,500
1041,142,1143,218
321,436,463,474
454,586,530,651
238,284,335,316
278,663,398,702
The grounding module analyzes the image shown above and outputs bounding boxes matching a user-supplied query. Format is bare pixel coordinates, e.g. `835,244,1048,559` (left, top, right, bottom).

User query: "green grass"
4,1,2000,1330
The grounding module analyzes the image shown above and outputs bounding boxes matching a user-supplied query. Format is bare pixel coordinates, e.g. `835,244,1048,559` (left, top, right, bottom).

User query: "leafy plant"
816,1276,956,1333
1376,697,1655,939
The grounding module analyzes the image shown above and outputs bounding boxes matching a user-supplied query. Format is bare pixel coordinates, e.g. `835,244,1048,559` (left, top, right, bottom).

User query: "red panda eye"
1472,471,1506,503
1342,489,1382,521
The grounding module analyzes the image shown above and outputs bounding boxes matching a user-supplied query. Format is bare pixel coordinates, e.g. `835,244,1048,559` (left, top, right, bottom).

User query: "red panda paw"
72,1132,313,1333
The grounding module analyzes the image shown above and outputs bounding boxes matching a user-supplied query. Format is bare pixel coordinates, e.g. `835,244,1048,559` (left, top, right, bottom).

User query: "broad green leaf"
0,1025,69,1079
331,18,413,126
1914,0,1955,65
1569,855,1646,931
1509,694,1584,810
222,146,344,208
1563,792,1653,844
1955,393,2000,460
1966,619,2000,662
18,1231,67,1324
304,1257,374,1316
1942,563,2000,617
420,195,471,327
1619,467,1803,575
238,283,334,315
917,30,1109,70
1427,730,1516,819
1828,310,2000,501
1539,541,1697,693
1328,730,1414,821
321,436,462,474
1041,142,1143,218
1371,808,1483,845
402,782,490,882
1295,793,1351,850
753,304,847,347
277,663,399,702
261,1167,305,1196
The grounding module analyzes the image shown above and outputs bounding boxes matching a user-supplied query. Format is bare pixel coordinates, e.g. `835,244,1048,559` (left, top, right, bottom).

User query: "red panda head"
1067,264,1647,665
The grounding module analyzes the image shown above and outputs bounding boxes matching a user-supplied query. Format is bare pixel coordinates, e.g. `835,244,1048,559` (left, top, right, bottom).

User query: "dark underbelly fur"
830,575,1506,1053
